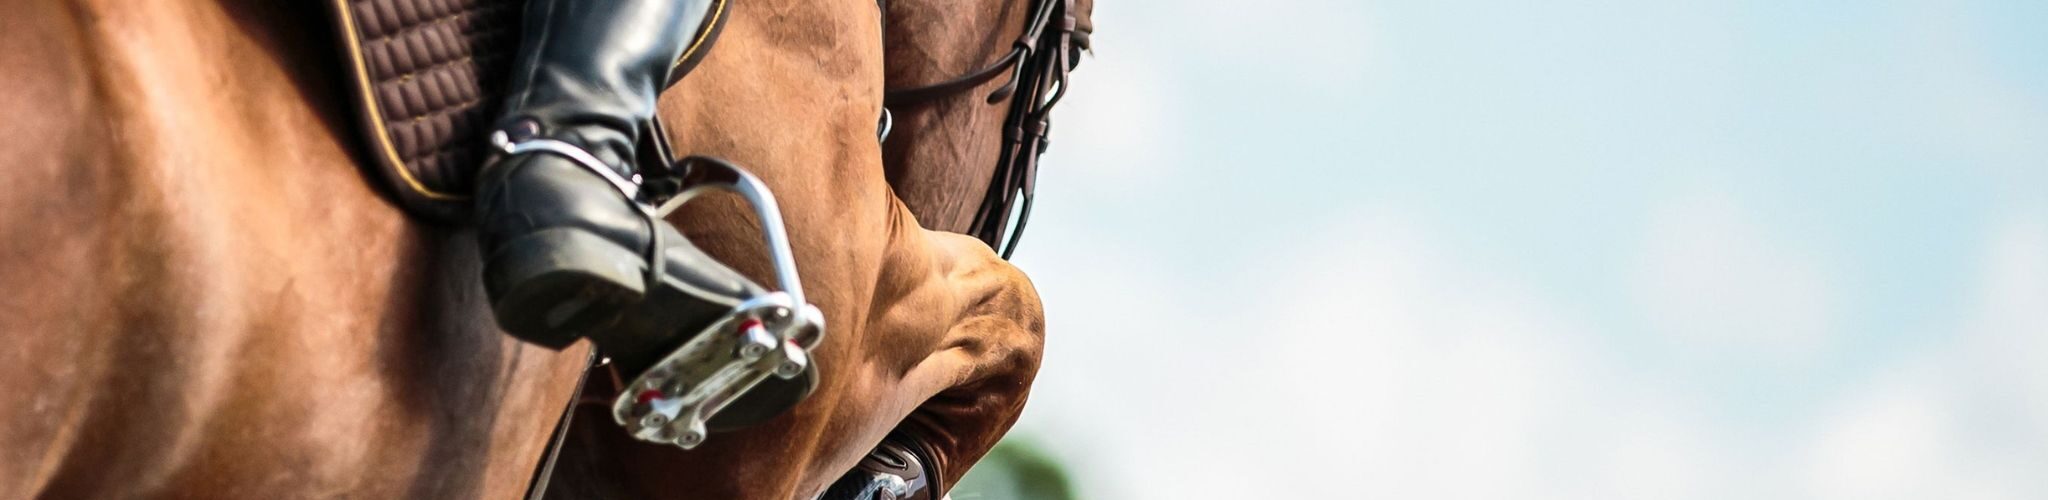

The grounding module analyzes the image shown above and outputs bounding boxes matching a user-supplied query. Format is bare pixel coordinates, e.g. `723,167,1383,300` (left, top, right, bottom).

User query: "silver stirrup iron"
491,131,823,450
611,158,825,450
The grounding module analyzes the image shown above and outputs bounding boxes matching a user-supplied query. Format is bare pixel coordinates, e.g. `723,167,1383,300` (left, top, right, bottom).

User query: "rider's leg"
476,0,756,369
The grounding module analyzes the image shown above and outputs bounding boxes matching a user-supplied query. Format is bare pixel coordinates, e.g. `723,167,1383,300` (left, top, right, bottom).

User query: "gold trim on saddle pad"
332,0,461,201
328,0,733,221
675,0,730,78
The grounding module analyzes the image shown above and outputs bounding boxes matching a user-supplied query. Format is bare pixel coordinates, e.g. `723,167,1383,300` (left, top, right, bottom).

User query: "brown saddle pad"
327,0,727,223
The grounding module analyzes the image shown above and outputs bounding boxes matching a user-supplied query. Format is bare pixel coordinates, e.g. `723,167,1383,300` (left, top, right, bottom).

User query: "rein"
880,0,1089,259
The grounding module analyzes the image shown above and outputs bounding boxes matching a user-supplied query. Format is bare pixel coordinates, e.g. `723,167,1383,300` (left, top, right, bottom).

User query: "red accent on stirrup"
637,389,663,405
738,319,763,332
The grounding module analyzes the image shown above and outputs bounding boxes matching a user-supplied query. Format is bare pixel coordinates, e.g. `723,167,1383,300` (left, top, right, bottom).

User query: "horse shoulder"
0,3,139,494
868,225,1046,489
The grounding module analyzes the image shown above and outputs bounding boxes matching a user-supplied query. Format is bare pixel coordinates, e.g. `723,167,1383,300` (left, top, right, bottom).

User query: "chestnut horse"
0,0,1088,498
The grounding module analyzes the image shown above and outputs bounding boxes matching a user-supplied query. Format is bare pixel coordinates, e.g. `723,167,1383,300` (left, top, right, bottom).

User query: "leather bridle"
879,0,1090,259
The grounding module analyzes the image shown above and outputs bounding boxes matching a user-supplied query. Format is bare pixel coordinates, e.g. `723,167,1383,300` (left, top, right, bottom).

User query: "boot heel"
485,228,649,348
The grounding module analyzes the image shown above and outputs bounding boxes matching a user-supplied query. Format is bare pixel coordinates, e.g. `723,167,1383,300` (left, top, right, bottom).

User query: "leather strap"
881,0,1087,258
883,49,1025,107
522,351,598,500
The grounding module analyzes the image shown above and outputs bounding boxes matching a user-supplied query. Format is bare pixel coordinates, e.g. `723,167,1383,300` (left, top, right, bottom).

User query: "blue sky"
994,0,2047,498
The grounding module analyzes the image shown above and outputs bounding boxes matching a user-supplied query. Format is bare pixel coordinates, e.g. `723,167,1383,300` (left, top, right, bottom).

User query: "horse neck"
877,0,1033,233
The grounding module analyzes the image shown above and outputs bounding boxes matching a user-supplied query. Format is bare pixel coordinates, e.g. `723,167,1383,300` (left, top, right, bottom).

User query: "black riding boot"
477,0,754,371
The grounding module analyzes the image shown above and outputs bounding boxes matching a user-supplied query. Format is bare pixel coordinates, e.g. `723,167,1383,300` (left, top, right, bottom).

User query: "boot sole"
485,228,649,349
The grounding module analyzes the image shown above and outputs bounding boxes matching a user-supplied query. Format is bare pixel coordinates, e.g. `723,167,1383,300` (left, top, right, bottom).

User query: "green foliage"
947,436,1077,500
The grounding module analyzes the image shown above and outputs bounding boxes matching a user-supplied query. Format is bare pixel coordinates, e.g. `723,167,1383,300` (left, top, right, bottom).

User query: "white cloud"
1081,0,1379,97
1586,405,1728,500
1631,186,1842,360
1800,371,1969,499
1019,208,1762,499
1172,0,1379,92
1053,53,1180,189
1258,213,1589,499
1019,200,2048,500
1007,219,1235,500
1954,213,2048,427
1049,0,1382,193
996,1,2048,497
1794,211,2048,500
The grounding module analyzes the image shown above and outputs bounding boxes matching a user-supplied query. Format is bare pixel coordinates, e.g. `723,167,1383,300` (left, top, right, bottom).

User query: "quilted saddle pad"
327,0,727,223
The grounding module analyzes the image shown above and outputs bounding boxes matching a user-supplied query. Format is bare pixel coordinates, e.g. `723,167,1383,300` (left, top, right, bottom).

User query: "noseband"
879,0,1090,259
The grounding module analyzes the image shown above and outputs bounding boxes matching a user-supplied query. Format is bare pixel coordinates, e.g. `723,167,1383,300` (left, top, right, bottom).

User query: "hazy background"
963,0,2047,498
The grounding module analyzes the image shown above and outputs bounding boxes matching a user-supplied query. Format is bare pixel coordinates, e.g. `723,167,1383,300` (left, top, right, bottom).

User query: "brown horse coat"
1,0,588,497
543,0,1069,496
0,0,1084,498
